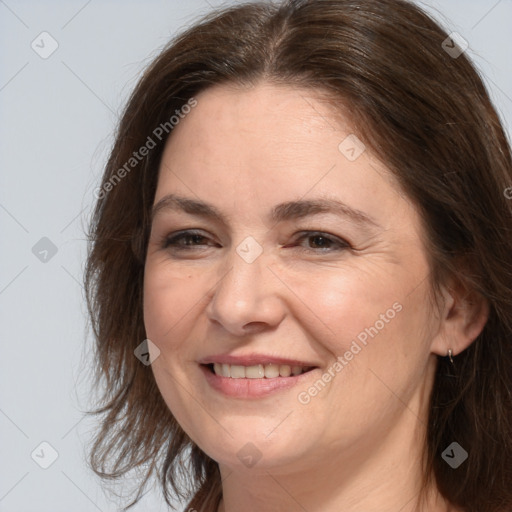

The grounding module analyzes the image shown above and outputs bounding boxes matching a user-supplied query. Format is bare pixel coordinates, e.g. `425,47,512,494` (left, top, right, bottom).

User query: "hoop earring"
447,348,454,364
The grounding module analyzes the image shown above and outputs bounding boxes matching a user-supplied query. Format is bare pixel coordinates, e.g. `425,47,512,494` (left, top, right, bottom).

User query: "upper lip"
198,353,320,367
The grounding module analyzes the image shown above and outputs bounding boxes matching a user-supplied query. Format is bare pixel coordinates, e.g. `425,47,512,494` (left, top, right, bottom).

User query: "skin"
143,82,488,512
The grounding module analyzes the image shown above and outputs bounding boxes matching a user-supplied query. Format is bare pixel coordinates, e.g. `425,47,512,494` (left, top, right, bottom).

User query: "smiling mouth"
203,363,317,378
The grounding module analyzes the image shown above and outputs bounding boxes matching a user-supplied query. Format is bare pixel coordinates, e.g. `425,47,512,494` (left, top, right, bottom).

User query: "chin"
193,422,313,472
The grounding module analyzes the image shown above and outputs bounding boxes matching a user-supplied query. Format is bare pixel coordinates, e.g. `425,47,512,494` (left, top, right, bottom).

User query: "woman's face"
143,82,445,474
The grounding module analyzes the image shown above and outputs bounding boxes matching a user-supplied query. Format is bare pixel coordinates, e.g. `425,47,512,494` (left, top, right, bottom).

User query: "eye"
285,231,351,252
162,230,218,250
160,229,350,254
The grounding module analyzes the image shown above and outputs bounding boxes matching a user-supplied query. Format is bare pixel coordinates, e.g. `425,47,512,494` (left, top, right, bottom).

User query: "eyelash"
161,230,351,253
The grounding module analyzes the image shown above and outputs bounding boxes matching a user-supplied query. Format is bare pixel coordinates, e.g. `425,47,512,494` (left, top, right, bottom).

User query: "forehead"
167,82,352,155
154,81,409,232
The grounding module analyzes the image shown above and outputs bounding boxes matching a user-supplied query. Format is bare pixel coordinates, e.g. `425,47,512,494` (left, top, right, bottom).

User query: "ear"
430,277,490,357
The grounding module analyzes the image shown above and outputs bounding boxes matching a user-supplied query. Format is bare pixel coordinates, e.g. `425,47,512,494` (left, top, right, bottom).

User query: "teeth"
230,365,246,379
245,364,265,378
264,363,280,378
221,363,230,378
279,365,292,377
211,363,311,378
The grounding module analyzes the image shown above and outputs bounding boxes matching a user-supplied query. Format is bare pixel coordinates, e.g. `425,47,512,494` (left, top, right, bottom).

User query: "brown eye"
284,231,351,252
162,230,217,250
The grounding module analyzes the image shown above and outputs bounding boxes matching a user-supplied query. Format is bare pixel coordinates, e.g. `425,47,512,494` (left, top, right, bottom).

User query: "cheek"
142,264,207,433
143,249,431,363
279,264,406,355
142,262,201,347
284,260,434,400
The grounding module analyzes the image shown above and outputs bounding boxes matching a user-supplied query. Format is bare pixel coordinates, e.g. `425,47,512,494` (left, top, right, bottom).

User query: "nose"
205,246,287,336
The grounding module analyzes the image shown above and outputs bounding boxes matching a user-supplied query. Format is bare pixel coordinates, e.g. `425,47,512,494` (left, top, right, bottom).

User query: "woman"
85,1,512,511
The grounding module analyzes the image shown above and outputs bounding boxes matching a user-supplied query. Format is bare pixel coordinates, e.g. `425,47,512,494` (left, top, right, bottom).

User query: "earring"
447,348,454,364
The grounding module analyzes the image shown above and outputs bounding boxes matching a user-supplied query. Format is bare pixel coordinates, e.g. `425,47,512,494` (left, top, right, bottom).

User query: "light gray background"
1,1,511,511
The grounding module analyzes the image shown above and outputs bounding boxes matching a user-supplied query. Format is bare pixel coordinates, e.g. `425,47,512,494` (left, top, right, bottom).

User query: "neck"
216,409,453,512
216,464,452,512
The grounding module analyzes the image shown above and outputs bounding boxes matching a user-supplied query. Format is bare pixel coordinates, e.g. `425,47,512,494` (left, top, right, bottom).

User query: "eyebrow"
151,193,381,229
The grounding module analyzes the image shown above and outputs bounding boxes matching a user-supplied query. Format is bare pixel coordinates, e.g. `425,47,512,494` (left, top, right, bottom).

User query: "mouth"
202,363,317,379
199,361,321,399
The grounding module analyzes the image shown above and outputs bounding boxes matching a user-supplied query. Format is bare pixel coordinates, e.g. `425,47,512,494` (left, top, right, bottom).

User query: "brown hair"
85,1,512,511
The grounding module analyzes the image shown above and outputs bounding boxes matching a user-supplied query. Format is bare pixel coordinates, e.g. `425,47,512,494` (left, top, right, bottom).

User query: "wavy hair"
85,1,512,510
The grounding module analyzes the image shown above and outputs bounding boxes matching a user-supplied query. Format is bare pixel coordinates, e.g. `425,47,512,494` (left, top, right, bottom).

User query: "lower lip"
200,364,318,399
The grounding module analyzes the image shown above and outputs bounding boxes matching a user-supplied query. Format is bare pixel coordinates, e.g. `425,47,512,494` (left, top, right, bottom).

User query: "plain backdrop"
1,1,511,511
